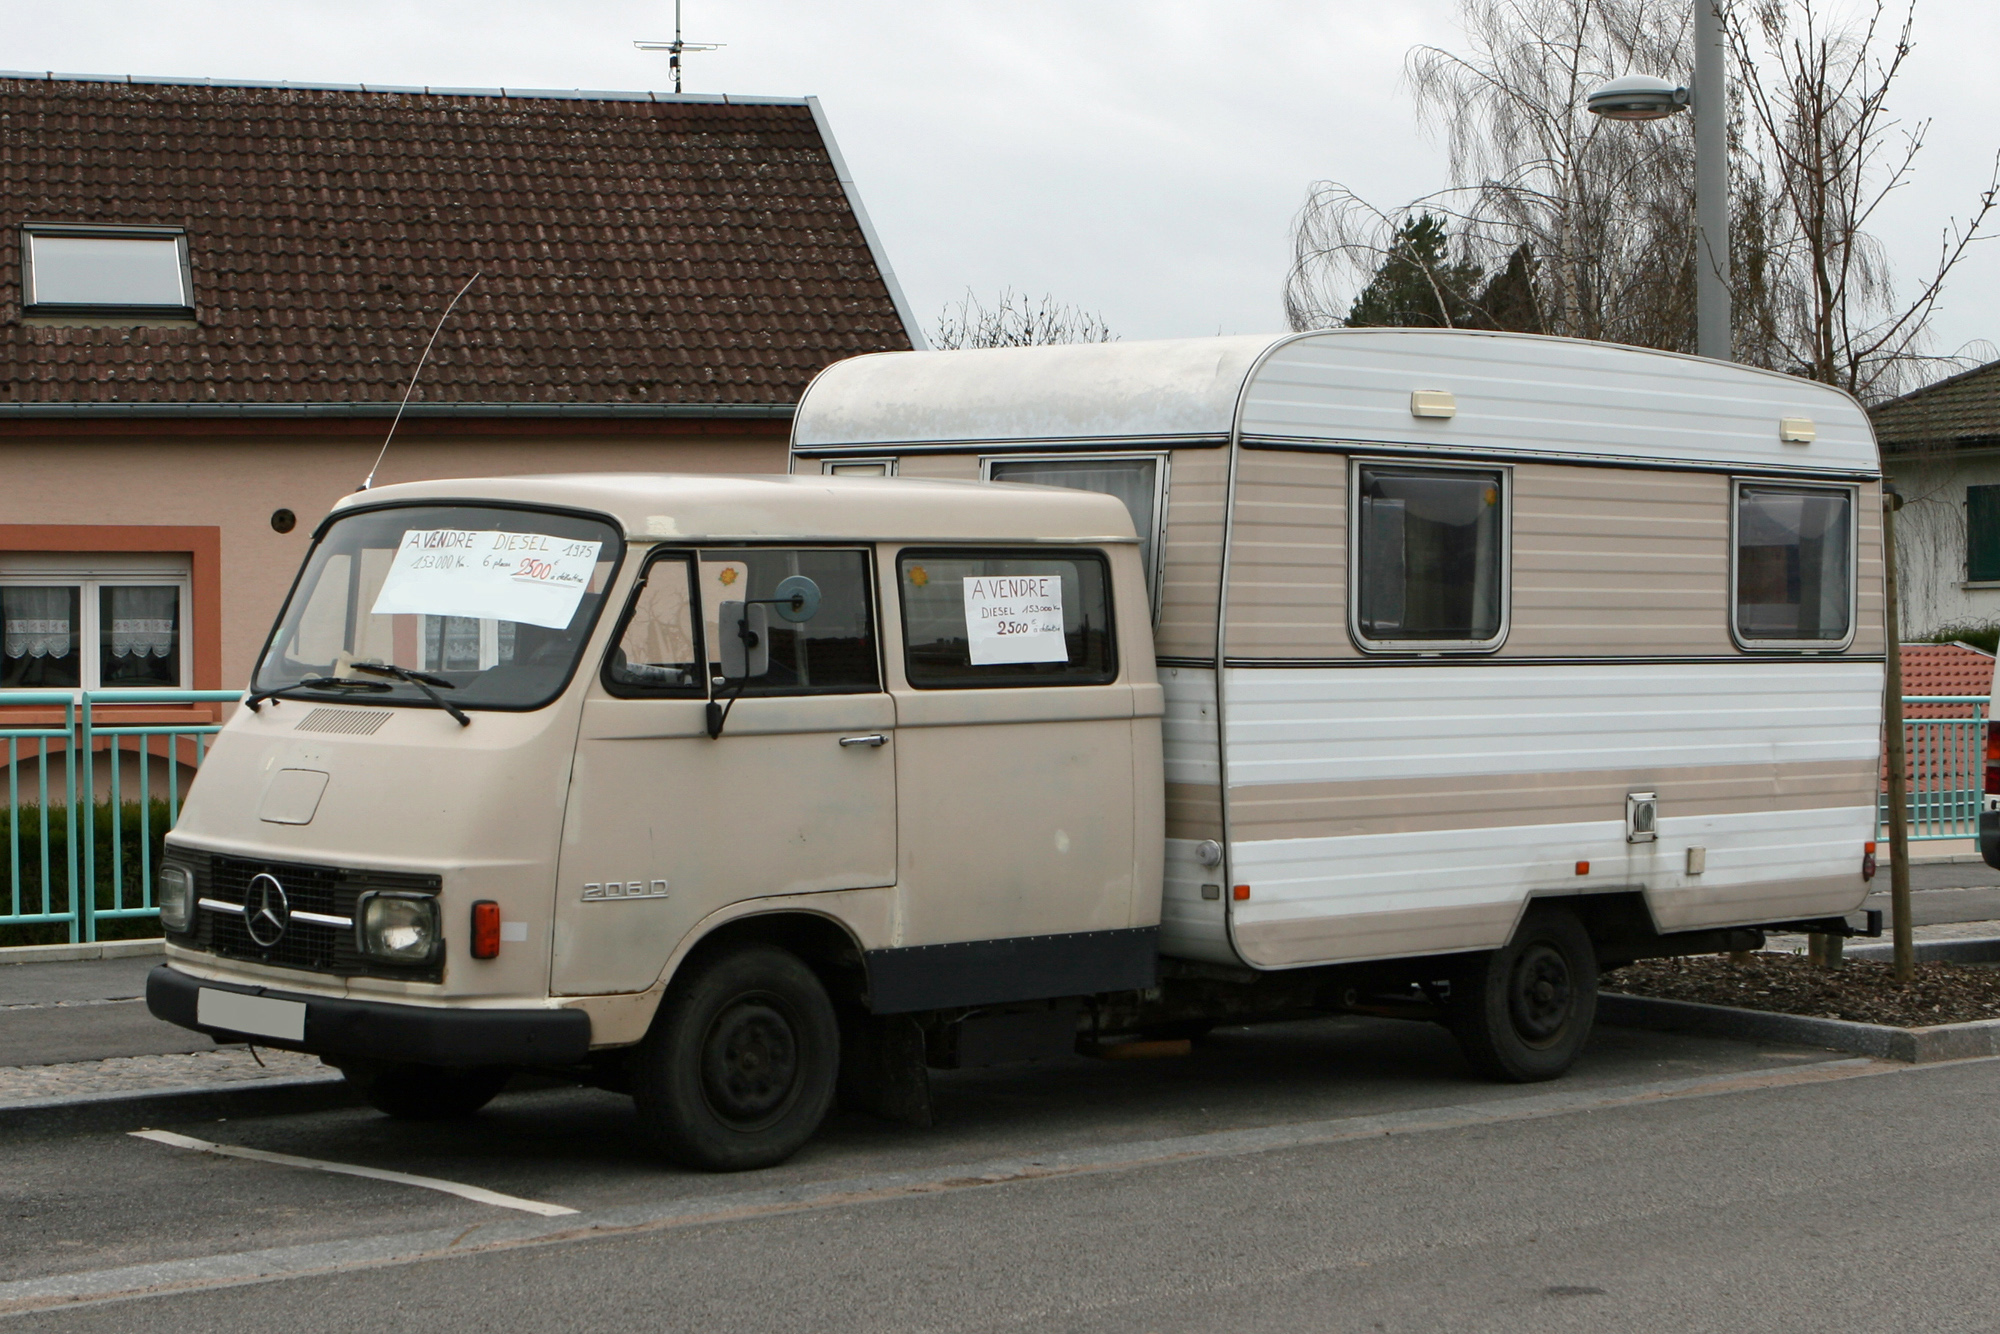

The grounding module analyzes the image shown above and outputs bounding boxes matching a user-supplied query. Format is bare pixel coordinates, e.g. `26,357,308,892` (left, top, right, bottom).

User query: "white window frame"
1728,478,1860,653
1347,456,1513,655
0,554,193,690
21,223,194,317
979,451,1170,622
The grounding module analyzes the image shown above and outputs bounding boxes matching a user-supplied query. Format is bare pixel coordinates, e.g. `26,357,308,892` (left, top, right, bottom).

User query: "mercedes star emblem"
244,872,290,947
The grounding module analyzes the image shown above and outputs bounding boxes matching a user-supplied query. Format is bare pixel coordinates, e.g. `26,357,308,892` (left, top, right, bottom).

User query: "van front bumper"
146,965,593,1068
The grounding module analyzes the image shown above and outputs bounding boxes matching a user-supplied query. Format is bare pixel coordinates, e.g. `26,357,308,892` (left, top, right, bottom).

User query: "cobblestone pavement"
0,1047,333,1105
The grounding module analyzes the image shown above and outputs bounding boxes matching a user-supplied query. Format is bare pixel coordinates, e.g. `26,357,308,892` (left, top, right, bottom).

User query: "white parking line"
129,1129,578,1217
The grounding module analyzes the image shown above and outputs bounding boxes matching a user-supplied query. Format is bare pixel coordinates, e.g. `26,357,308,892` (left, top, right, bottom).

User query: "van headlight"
158,863,195,933
356,892,441,964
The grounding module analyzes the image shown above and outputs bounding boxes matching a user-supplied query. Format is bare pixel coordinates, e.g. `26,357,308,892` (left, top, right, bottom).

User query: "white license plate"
196,988,306,1042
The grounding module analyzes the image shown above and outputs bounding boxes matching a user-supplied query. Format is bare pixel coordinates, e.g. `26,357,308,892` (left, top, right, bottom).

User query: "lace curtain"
104,586,179,658
2,587,74,659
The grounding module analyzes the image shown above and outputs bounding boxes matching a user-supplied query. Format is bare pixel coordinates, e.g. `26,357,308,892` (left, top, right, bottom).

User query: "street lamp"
1587,4,1730,361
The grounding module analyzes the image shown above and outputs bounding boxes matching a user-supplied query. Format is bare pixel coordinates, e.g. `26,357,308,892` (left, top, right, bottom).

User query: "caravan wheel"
1449,907,1598,1083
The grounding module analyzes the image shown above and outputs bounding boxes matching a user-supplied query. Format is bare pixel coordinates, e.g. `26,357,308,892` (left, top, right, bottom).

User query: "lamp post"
1587,1,1731,361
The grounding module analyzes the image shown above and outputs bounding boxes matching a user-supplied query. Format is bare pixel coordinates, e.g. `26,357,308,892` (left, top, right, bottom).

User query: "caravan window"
986,456,1163,610
1352,464,1507,649
1734,484,1853,645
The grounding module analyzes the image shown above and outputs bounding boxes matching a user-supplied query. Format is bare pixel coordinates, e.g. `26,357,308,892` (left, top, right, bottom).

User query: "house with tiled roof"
0,71,920,700
1870,358,2000,637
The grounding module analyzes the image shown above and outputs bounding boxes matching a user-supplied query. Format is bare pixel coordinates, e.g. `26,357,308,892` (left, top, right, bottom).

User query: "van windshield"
255,504,622,712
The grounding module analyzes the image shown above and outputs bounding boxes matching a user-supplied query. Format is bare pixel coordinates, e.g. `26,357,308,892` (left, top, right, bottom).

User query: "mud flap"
836,1013,932,1128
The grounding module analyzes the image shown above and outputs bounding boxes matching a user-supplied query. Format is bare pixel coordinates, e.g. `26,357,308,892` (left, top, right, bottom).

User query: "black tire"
632,944,839,1172
1449,907,1598,1083
343,1061,511,1119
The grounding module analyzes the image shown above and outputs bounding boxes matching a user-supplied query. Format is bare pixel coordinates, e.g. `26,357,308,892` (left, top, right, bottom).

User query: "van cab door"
552,547,894,995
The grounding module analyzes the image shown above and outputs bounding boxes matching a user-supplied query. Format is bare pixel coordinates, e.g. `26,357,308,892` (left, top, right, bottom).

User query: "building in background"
1872,358,2000,640
0,72,919,707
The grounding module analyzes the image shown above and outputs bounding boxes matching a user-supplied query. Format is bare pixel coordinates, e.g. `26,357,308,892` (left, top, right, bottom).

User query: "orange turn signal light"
1232,884,1251,901
1865,841,1877,854
471,900,501,959
1575,861,1590,876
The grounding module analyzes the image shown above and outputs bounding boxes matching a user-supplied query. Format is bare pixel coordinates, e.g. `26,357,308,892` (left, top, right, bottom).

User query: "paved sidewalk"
0,952,336,1109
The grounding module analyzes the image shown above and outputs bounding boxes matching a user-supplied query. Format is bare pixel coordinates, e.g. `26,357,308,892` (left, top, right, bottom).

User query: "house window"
21,224,193,318
1968,485,2000,582
1351,462,1509,650
1733,483,1854,646
0,555,190,689
820,459,897,476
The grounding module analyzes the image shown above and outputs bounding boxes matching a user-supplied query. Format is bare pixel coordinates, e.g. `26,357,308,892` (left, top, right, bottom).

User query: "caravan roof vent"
1411,390,1457,419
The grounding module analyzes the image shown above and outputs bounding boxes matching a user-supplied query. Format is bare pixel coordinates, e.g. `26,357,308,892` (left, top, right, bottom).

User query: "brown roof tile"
0,77,914,408
1870,358,2000,453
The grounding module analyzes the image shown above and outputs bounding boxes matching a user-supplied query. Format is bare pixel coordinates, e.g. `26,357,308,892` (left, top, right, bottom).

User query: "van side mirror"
717,601,770,681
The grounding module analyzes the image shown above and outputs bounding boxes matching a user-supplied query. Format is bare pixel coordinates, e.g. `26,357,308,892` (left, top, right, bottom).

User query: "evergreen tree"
1472,243,1543,333
1344,215,1483,329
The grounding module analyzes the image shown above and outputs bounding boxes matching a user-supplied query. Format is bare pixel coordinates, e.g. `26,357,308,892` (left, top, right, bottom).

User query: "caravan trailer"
147,330,1883,1171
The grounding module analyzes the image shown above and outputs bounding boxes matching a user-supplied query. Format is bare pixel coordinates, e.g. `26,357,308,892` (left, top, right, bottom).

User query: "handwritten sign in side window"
370,530,604,630
962,575,1068,665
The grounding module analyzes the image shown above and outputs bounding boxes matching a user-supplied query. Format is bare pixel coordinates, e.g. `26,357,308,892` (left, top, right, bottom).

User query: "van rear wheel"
633,944,839,1172
1449,907,1597,1083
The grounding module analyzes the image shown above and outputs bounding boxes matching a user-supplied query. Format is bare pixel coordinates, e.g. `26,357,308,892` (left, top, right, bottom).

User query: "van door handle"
839,733,888,748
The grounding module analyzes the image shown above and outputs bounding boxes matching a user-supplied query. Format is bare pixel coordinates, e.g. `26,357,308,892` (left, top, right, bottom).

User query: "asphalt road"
1,1012,1995,1332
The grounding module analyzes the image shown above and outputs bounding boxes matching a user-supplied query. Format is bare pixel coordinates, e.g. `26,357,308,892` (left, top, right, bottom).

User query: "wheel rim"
699,993,802,1131
1507,942,1574,1047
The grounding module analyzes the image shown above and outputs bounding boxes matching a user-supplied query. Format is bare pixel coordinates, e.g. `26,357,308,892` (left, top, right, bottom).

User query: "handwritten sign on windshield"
963,575,1068,665
371,530,603,629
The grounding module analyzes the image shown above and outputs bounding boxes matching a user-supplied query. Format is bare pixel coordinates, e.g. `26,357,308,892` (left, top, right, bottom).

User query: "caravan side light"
1575,861,1590,876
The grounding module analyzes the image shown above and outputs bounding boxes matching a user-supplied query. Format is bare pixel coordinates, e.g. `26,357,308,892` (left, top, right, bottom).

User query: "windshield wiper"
350,662,471,727
244,677,392,711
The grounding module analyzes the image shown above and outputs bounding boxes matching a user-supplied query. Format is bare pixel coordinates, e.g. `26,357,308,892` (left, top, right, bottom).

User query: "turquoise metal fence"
1,689,240,943
1886,695,1990,842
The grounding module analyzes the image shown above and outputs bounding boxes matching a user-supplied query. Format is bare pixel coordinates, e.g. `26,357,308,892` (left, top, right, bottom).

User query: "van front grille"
175,854,443,983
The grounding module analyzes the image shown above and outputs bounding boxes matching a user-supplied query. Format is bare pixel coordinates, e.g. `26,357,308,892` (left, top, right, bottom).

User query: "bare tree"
1287,0,1998,401
1287,0,1702,347
932,288,1115,350
1726,0,1999,398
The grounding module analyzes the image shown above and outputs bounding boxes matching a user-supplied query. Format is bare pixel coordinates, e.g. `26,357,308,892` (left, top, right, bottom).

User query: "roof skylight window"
21,225,192,318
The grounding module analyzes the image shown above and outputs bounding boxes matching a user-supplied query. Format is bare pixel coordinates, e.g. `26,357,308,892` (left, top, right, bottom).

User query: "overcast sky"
13,1,1999,363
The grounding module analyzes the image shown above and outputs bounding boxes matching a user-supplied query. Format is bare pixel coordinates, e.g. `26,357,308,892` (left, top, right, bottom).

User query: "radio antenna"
359,270,482,492
634,0,723,94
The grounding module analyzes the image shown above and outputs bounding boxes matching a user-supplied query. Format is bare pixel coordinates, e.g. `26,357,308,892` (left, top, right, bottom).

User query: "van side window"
605,553,703,696
1734,484,1853,644
898,549,1116,688
700,548,880,694
1353,464,1507,648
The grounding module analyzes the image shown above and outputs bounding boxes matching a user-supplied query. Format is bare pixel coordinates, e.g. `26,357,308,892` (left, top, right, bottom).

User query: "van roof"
791,329,1880,478
327,472,1140,544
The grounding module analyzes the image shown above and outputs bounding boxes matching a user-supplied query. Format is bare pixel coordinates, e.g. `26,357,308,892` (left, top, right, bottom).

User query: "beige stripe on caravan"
1233,899,1520,967
1232,874,1865,968
1166,782,1224,841
1155,448,1229,659
1227,760,1876,841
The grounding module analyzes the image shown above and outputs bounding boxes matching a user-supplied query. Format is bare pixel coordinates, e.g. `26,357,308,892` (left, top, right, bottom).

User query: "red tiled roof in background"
1899,642,1996,717
0,75,916,408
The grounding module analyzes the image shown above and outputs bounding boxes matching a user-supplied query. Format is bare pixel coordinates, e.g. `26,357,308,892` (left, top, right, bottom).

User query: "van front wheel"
633,944,839,1172
1449,908,1598,1083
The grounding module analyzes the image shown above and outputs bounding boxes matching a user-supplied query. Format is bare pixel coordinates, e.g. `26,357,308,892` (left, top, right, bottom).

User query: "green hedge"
0,801,174,947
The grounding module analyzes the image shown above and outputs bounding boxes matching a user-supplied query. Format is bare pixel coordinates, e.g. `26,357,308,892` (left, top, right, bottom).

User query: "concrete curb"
0,940,163,965
1846,936,2000,965
1600,991,2000,1063
0,1073,354,1137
